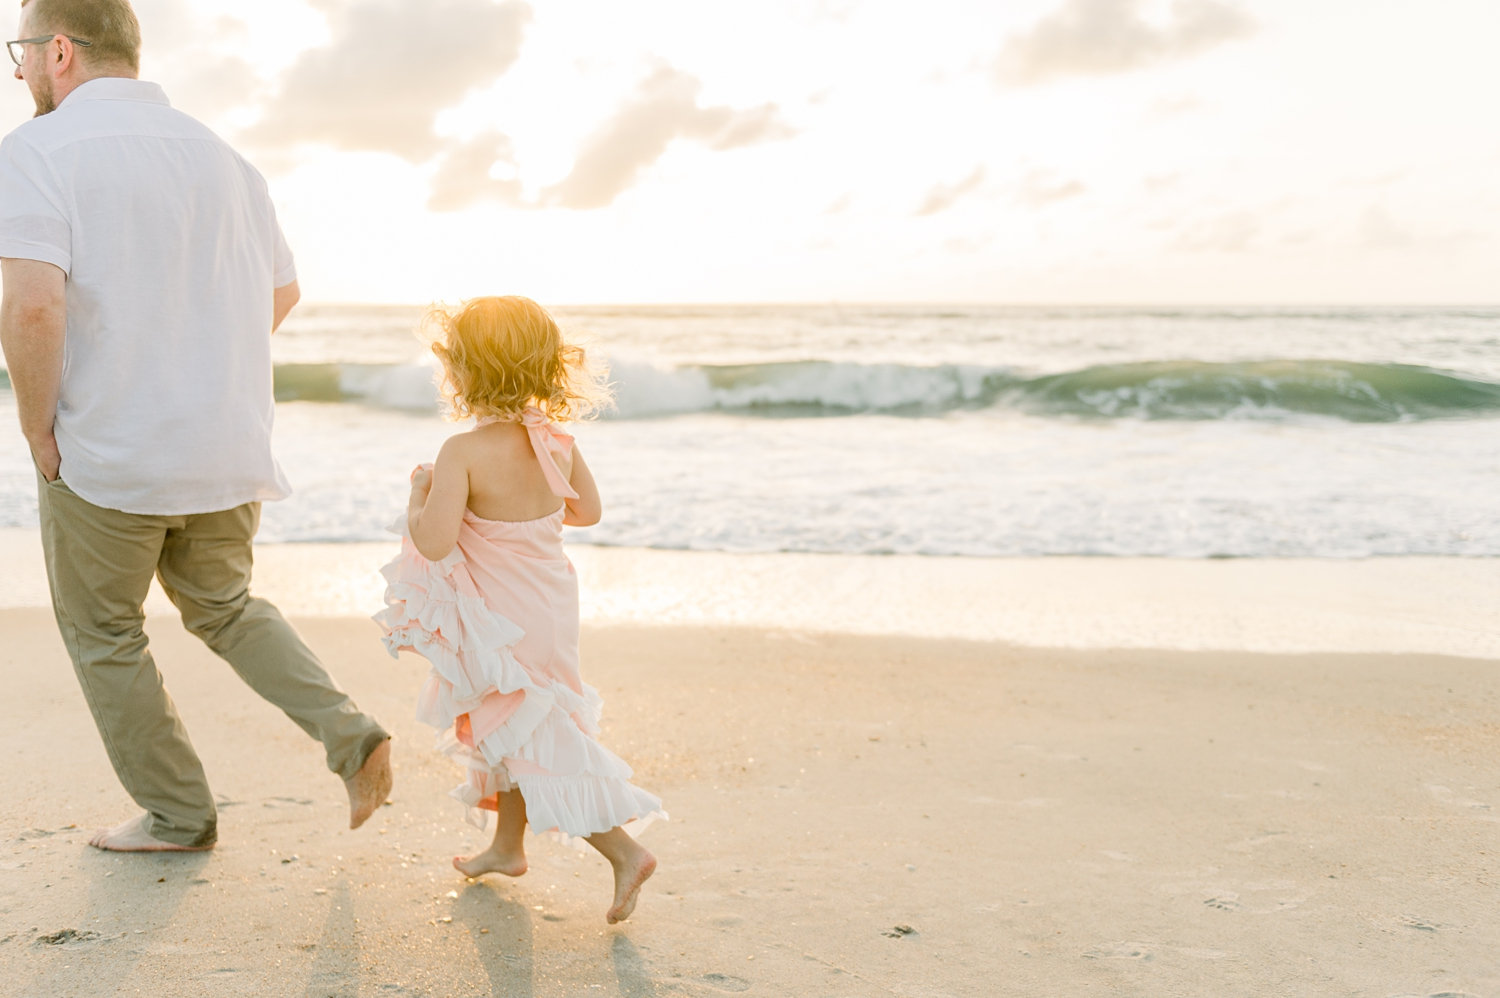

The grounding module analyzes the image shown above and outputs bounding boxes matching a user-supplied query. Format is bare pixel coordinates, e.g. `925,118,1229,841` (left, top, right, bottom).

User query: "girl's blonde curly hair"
424,296,611,423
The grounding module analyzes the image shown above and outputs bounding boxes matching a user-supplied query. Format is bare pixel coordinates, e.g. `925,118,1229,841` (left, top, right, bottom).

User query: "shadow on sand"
611,934,660,998
455,880,535,997
305,877,361,998
17,844,212,996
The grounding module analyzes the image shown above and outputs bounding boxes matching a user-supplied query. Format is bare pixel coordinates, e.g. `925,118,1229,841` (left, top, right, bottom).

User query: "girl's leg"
454,790,529,878
585,826,657,923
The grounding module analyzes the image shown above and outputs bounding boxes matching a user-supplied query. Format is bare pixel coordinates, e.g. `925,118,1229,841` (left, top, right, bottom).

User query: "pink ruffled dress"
374,409,665,840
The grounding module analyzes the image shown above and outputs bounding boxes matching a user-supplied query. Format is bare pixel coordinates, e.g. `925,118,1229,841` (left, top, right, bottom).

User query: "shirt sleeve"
0,133,71,273
269,199,296,289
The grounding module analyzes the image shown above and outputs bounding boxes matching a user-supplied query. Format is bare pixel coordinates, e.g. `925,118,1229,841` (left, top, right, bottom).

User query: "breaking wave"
260,358,1500,423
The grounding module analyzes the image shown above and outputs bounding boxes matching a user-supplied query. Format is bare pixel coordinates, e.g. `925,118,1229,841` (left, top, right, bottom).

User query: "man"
0,0,392,852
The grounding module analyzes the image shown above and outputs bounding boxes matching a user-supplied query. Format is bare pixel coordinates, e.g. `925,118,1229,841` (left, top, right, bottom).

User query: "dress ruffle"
374,516,666,841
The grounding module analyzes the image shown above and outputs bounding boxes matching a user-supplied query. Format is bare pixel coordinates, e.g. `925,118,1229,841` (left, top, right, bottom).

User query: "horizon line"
294,300,1500,310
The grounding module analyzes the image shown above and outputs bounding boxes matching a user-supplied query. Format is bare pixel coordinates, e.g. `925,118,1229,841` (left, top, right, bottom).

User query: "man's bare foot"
606,847,657,924
88,814,213,853
453,847,528,879
345,738,393,830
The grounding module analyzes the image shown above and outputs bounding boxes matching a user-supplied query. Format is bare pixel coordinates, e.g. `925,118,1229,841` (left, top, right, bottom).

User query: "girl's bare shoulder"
447,421,532,462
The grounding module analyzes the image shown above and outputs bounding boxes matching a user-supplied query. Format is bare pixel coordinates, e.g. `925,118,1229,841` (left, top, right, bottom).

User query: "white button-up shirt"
0,77,295,515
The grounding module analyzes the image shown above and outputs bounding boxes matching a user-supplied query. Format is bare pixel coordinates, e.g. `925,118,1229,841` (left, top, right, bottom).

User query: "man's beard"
32,76,55,116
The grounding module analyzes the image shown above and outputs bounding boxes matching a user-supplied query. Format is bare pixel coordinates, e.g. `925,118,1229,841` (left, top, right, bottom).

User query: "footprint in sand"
35,929,103,946
1081,942,1152,960
1398,915,1440,932
1426,785,1492,812
1226,831,1290,854
699,973,751,992
16,827,67,842
1200,888,1306,914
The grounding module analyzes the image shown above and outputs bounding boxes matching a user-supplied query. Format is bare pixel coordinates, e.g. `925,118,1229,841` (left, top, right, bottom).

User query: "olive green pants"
37,473,389,847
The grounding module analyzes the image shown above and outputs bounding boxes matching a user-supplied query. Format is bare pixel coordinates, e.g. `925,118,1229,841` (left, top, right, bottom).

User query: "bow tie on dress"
517,407,578,500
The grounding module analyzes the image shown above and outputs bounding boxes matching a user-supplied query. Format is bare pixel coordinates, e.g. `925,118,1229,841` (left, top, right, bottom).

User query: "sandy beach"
2,537,1498,996
0,0,1496,990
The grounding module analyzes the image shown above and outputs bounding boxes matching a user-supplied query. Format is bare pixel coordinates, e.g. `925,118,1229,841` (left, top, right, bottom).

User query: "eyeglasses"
6,35,92,67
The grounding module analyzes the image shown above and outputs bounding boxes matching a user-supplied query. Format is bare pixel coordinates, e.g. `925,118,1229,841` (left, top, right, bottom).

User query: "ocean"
2,304,1497,557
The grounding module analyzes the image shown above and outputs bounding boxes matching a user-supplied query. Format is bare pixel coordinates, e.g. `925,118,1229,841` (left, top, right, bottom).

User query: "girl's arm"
407,437,470,560
563,445,602,527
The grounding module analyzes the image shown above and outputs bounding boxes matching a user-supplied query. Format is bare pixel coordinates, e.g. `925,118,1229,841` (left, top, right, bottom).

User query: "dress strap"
519,408,579,499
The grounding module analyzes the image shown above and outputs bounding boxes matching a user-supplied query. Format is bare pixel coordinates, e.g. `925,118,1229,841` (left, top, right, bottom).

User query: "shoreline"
2,528,1497,657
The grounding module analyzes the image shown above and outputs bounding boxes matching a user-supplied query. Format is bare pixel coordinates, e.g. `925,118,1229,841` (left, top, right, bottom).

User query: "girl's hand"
410,464,433,493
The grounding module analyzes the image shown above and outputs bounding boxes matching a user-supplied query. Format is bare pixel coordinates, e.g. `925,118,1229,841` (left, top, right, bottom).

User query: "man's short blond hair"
21,0,141,73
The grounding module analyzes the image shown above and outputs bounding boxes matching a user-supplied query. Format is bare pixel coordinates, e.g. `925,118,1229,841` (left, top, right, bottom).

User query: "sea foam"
267,356,1500,423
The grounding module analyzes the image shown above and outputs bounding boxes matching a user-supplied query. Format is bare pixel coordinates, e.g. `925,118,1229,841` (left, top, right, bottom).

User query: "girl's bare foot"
453,846,528,879
606,847,656,924
454,788,529,879
88,814,213,853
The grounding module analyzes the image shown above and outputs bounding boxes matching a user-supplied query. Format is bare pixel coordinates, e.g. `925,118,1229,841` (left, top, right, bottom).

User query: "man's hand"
30,432,60,482
1,258,67,479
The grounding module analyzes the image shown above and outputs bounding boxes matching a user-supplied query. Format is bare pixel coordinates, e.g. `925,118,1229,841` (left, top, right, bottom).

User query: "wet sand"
2,529,1496,657
1,547,1498,996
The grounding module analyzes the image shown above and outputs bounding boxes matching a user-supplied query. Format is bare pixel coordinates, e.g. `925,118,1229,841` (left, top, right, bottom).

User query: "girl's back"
461,421,572,523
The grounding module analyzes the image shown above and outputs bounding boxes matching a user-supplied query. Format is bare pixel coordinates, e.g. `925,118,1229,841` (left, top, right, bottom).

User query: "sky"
2,0,1497,305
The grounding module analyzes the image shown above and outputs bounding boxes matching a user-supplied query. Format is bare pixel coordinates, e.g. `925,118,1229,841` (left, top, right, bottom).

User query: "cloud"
1173,210,1258,252
996,0,1255,87
1355,205,1478,252
541,65,793,210
694,103,791,152
244,0,531,161
1359,206,1415,250
427,131,522,212
809,0,859,21
1017,171,1086,206
916,166,986,216
131,1,261,122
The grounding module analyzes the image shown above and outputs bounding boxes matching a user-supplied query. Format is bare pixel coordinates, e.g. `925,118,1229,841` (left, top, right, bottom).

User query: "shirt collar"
57,77,170,111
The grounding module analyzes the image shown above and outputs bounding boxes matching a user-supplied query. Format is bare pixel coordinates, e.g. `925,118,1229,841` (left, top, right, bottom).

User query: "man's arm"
0,258,67,481
272,279,300,334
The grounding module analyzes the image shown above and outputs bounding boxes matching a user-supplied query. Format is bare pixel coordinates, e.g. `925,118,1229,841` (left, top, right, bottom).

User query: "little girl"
375,295,664,924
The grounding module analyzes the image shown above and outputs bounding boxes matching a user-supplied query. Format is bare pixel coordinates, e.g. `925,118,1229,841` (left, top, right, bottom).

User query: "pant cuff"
146,818,217,849
337,728,392,782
